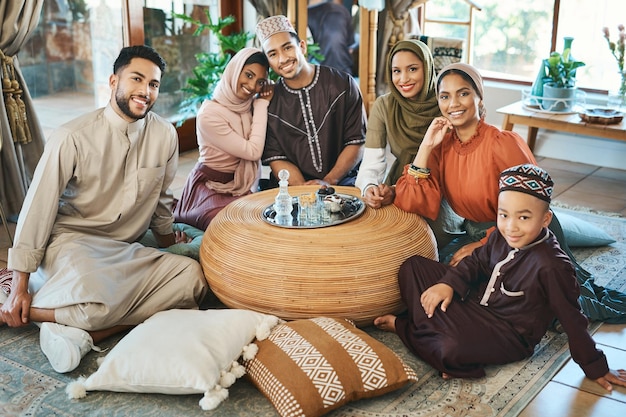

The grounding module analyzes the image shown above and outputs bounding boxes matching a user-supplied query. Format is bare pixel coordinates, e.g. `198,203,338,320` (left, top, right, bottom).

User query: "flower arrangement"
602,24,626,95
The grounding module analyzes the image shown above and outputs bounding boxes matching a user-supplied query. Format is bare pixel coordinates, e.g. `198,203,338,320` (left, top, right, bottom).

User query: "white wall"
483,81,626,169
242,0,257,35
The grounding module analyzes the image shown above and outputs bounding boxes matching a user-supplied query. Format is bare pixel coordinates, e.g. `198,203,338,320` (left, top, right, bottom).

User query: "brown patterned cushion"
0,268,11,298
242,317,417,417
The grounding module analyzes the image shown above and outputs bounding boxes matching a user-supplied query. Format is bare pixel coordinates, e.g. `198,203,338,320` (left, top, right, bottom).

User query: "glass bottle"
274,169,293,224
563,37,574,54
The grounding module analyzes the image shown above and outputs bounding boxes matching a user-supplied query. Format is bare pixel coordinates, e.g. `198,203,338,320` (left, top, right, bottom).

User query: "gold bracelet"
407,167,430,180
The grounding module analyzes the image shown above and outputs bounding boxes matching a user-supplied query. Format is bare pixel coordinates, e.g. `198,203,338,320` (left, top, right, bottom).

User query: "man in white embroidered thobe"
0,46,208,373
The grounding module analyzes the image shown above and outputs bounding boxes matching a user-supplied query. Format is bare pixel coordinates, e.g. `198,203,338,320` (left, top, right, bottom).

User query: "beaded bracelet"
407,163,430,180
409,164,430,174
407,168,429,180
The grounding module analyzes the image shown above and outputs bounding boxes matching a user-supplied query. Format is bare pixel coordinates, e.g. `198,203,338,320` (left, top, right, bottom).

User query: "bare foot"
373,314,397,332
441,373,452,380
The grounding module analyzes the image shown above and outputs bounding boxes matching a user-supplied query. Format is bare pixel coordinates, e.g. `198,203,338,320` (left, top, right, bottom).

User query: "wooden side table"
200,185,438,326
497,101,626,152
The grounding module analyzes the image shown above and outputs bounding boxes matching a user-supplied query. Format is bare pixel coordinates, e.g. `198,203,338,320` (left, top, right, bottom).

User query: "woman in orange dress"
394,63,535,265
393,62,626,323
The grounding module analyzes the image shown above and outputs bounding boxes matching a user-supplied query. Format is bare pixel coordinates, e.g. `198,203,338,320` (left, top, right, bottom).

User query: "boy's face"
497,191,552,249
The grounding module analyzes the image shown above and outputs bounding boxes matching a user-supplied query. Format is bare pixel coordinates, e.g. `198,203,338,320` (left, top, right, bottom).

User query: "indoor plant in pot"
541,48,585,111
172,12,253,123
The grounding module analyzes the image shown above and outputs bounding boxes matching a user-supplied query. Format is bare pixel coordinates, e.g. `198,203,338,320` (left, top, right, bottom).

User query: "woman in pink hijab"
174,47,273,230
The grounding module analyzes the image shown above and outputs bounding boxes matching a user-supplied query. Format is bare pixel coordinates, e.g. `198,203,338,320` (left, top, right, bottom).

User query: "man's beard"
115,90,154,120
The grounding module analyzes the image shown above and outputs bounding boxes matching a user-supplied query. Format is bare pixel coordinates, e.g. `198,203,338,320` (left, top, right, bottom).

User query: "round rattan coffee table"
199,185,437,326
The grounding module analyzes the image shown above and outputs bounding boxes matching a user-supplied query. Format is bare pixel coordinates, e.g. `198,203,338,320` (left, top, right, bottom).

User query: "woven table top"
200,185,438,326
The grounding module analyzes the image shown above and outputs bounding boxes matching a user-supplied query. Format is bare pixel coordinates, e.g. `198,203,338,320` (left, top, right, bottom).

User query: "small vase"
530,60,547,102
563,37,574,53
563,37,577,77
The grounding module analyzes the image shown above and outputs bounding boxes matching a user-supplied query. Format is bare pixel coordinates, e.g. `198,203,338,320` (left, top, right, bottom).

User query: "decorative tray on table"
521,88,586,114
578,108,624,125
262,192,365,229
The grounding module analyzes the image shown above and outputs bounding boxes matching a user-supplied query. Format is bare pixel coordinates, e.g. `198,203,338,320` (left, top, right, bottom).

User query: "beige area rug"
1,210,623,417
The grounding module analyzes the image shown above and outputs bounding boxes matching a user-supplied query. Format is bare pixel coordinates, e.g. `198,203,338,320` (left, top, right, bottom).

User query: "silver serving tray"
262,193,365,229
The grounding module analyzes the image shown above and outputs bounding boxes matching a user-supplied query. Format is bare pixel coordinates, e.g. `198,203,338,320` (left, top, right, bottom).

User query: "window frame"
421,0,611,95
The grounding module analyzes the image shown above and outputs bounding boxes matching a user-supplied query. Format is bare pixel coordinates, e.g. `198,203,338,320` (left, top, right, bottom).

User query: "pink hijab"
205,47,267,196
212,47,263,114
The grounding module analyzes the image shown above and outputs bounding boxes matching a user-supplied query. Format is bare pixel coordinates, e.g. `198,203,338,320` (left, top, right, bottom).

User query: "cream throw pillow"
66,309,280,411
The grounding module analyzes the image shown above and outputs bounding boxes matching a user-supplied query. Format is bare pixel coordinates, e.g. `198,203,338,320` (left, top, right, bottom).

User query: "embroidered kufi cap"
499,164,554,203
256,15,297,44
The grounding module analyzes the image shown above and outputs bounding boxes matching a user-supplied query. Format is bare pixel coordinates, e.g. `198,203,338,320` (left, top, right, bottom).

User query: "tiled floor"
2,96,626,415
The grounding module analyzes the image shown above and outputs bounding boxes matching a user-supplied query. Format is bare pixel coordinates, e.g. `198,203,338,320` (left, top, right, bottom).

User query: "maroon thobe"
262,65,366,183
395,228,609,379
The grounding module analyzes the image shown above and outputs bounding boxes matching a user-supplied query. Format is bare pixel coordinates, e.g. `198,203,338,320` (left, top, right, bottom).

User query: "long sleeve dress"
173,47,270,230
355,39,440,194
394,120,536,223
173,98,269,230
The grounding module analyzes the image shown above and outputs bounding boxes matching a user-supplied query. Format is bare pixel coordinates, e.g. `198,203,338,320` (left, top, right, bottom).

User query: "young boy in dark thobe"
374,164,626,391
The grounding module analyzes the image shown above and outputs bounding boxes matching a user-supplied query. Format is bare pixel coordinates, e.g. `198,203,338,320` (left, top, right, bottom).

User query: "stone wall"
19,0,122,106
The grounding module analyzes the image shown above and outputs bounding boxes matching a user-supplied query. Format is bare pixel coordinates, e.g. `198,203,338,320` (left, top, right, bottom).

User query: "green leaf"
172,11,253,116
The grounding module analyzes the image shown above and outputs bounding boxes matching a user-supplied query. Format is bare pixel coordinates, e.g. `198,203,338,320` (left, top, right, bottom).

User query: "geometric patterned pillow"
0,268,11,299
243,317,417,417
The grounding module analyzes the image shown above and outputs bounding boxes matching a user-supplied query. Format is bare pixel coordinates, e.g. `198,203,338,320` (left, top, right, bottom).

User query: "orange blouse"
394,121,536,222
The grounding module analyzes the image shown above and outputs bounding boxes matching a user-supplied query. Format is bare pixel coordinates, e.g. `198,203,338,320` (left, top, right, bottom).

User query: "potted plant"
172,11,254,123
541,49,585,111
164,11,252,152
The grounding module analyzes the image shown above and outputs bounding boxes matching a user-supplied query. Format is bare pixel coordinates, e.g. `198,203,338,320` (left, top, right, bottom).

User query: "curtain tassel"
1,50,32,145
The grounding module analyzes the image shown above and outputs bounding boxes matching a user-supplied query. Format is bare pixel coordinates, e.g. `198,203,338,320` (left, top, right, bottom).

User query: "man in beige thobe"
0,45,208,373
